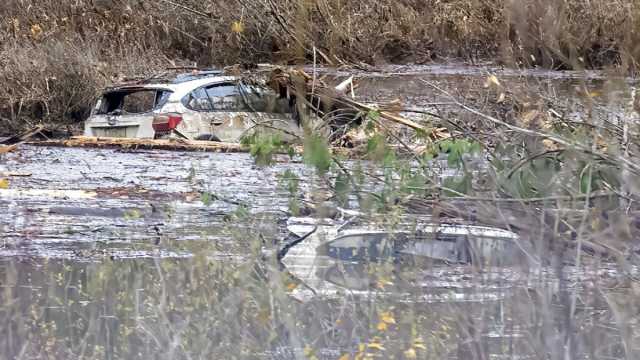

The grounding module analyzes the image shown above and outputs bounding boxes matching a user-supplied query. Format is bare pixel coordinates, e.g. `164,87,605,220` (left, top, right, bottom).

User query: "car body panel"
84,113,156,138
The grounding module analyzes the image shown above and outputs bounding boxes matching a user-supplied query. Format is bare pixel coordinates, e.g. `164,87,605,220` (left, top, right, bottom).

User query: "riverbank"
1,0,639,133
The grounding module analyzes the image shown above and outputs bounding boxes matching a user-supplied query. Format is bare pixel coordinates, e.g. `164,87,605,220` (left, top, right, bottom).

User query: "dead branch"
0,125,44,145
422,80,640,175
157,0,211,18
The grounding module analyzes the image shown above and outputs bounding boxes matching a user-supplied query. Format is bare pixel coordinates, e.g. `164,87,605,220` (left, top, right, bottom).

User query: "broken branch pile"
263,68,449,143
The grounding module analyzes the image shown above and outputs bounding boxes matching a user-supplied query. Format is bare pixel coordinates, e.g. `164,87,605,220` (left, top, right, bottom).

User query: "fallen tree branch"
0,125,44,145
27,136,384,157
422,80,640,175
157,0,211,18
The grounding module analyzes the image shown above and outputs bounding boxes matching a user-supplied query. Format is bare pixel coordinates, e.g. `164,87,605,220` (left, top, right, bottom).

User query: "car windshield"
97,89,172,115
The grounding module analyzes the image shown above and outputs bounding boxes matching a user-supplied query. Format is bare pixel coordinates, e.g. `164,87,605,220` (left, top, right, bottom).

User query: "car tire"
195,134,221,142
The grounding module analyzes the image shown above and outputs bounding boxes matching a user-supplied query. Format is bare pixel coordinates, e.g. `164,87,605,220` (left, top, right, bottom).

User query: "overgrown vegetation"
2,0,640,132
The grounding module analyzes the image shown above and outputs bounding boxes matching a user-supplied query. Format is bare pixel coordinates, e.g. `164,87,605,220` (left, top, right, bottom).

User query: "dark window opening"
98,89,172,115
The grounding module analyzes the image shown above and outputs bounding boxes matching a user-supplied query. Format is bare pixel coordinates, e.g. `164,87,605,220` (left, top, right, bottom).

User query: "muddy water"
0,66,639,359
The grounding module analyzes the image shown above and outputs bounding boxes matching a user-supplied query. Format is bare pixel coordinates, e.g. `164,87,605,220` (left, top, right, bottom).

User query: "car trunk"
85,88,172,138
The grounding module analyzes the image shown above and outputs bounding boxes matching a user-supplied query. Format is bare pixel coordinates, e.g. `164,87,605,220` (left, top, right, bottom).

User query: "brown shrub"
0,0,639,133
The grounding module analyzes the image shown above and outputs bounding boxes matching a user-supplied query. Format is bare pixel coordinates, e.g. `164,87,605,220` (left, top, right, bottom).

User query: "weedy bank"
2,0,640,133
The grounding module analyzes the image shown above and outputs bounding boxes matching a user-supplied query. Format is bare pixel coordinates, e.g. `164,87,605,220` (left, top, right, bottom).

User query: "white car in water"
281,217,531,302
84,70,300,142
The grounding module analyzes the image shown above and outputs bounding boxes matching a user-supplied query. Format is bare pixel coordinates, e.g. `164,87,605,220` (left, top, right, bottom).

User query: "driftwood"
0,125,44,145
0,144,18,154
0,125,45,154
29,137,248,153
27,136,429,158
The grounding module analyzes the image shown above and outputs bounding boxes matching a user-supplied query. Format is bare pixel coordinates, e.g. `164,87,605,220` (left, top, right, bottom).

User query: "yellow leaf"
257,308,271,325
376,321,388,331
595,136,608,151
484,74,500,88
380,311,396,324
231,21,244,34
520,110,540,127
542,139,558,151
367,337,386,351
0,144,18,154
338,354,351,360
303,344,318,359
125,209,141,219
11,18,20,32
0,178,9,189
375,277,393,289
413,338,427,350
30,24,43,39
404,348,417,359
286,281,298,291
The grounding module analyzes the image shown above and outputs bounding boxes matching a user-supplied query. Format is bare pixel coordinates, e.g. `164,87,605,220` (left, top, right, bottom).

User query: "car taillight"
152,114,183,132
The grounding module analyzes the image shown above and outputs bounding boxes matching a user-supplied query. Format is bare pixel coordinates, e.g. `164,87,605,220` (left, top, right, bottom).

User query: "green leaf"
303,134,332,174
447,151,461,167
288,198,300,216
201,192,214,206
241,133,285,166
278,169,300,194
442,174,472,197
366,133,393,163
334,172,350,206
367,110,381,121
469,141,482,154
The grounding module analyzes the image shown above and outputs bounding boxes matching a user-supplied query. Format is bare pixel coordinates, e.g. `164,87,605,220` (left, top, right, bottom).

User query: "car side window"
154,90,172,109
205,83,248,111
239,84,292,114
182,82,293,113
183,87,213,111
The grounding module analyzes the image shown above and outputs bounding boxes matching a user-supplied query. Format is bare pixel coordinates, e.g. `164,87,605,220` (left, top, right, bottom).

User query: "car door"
181,82,300,142
233,82,301,141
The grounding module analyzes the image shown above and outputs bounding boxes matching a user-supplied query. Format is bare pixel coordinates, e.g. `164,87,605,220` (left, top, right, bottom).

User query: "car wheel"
195,134,221,142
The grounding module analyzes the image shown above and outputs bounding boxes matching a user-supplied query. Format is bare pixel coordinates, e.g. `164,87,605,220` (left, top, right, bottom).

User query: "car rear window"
97,89,172,115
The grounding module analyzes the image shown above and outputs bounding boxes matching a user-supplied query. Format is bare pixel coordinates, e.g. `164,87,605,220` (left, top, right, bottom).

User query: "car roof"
103,73,241,96
167,76,240,98
339,224,520,240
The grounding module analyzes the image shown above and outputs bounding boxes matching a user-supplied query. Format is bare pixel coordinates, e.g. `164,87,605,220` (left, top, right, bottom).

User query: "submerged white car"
84,70,300,142
281,217,532,302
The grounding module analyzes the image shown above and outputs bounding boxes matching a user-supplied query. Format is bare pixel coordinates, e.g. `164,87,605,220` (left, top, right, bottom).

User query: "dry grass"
0,0,639,132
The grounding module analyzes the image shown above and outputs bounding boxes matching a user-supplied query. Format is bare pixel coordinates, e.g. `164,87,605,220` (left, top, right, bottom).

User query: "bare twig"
157,0,211,18
422,80,640,175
